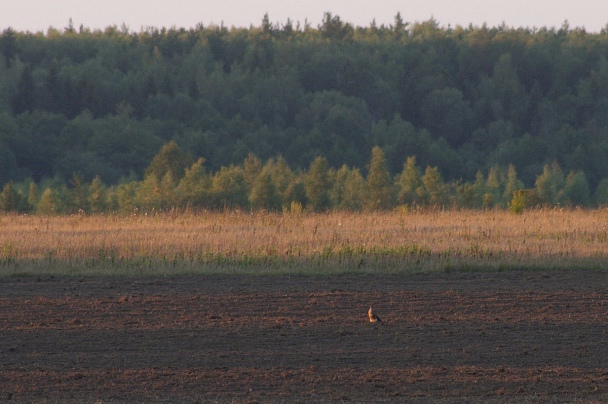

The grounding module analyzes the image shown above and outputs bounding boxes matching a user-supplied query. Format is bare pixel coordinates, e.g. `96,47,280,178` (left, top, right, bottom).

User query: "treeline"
3,15,608,194
1,142,605,214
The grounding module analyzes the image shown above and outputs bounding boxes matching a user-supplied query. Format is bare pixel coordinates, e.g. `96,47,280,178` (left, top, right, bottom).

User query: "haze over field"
5,0,608,33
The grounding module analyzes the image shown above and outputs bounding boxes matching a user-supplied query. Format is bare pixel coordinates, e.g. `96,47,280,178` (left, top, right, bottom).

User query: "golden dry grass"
1,208,608,275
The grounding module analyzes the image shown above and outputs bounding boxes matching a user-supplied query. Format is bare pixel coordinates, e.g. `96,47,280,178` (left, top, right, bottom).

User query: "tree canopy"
2,16,608,208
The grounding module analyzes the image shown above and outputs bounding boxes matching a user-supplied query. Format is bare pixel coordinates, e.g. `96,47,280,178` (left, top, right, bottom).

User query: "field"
2,210,608,402
1,209,608,275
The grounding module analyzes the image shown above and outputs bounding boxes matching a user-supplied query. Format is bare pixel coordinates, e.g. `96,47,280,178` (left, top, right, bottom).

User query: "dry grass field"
1,208,608,275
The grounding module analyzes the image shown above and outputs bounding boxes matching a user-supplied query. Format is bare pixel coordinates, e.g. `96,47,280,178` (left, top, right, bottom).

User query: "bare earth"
2,271,608,403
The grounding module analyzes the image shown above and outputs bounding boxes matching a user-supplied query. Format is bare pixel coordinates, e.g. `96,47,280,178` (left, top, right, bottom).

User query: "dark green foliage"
3,17,608,207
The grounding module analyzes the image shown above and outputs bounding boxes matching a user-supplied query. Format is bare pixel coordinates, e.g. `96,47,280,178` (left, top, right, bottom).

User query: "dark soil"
2,270,608,402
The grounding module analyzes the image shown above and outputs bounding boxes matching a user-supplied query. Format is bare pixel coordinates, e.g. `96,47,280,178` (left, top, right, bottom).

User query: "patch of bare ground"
2,270,608,402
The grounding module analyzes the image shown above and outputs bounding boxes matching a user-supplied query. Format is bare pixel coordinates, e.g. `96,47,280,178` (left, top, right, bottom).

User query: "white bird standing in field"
368,306,382,323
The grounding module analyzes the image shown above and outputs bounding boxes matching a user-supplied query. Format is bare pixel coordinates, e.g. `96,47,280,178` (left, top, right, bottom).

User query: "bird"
368,306,382,323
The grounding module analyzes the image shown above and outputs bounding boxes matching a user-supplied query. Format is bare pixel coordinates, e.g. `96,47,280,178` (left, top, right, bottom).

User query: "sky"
4,1,608,34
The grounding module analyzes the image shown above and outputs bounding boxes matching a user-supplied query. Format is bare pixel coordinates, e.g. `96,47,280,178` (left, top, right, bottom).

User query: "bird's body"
368,306,382,323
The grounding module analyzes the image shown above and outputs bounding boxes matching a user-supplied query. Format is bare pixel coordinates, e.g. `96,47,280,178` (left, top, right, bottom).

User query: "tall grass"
1,208,608,276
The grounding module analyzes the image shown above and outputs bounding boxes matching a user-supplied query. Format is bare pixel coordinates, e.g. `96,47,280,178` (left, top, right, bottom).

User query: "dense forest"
2,14,608,212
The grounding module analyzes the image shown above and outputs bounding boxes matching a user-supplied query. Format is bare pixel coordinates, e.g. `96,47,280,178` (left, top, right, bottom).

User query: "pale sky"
4,1,608,33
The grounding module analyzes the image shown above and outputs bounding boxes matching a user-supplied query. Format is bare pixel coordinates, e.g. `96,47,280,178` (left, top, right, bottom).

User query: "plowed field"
2,271,608,402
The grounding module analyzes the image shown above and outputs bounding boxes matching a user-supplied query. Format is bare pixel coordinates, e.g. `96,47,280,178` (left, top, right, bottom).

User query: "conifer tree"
330,165,349,209
135,175,163,210
564,170,591,206
243,153,263,191
68,173,89,212
114,182,138,213
249,166,281,211
420,166,447,207
37,188,62,215
305,156,331,212
212,165,248,209
27,181,39,210
159,171,177,209
176,158,211,208
503,164,524,205
342,167,366,211
535,161,566,205
397,156,422,206
268,156,294,203
284,177,308,210
145,140,193,181
88,175,108,213
484,166,504,208
0,181,20,212
595,178,608,206
471,171,486,209
365,146,395,210
331,165,365,210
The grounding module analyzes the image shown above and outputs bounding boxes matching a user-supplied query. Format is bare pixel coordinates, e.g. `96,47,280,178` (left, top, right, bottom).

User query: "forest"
2,13,608,213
